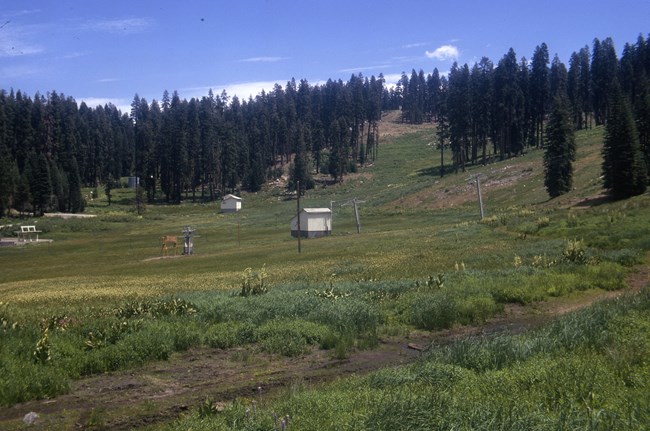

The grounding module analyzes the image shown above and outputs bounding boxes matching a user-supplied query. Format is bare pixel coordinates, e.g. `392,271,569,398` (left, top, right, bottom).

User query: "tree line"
390,36,649,198
1,34,649,217
0,75,383,215
389,36,650,191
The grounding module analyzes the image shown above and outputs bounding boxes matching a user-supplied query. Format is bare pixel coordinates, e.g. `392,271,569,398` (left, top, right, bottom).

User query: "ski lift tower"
182,226,197,255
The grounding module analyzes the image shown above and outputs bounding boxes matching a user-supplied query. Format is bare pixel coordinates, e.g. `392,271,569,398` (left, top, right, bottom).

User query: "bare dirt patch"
394,160,537,210
379,111,436,140
43,213,97,219
1,267,647,430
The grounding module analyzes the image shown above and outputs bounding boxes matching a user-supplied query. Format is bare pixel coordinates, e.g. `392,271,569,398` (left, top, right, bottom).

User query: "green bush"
405,288,501,330
203,321,256,349
255,319,334,356
0,359,70,406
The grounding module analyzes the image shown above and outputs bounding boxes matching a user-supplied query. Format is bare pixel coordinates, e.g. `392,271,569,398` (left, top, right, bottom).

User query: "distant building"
291,208,332,238
221,194,242,213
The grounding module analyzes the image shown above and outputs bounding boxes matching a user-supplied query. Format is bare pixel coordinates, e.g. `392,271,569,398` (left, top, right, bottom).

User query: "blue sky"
1,0,648,113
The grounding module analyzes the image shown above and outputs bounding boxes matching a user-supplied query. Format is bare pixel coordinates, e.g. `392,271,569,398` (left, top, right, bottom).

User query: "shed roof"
301,208,331,214
222,194,242,201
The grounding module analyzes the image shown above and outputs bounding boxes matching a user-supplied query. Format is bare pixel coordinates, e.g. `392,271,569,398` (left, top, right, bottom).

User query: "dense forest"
0,35,649,216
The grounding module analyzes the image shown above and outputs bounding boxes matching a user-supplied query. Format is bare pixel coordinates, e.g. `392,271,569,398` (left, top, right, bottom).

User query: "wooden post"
296,181,301,253
476,175,484,220
353,198,361,233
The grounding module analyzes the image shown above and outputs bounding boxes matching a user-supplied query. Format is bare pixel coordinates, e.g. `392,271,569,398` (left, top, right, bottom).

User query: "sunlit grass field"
1,121,649,429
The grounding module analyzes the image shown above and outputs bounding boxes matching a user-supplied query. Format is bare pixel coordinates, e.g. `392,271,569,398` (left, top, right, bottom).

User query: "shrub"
240,265,269,297
563,238,588,264
203,321,256,349
256,319,333,356
406,288,501,330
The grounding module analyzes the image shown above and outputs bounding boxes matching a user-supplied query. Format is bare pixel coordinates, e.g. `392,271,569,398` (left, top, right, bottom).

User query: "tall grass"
162,289,650,430
1,124,649,414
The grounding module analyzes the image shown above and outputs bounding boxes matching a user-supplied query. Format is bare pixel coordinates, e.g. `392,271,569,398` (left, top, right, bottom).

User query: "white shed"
291,208,332,238
221,194,242,213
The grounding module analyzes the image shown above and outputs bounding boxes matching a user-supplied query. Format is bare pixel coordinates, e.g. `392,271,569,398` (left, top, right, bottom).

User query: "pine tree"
289,137,314,193
530,43,550,148
67,156,84,213
0,143,17,216
26,152,52,216
544,96,576,197
602,80,647,199
15,173,31,216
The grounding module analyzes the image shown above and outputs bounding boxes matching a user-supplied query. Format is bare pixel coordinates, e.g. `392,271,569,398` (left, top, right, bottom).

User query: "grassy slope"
1,113,650,429
0,118,639,298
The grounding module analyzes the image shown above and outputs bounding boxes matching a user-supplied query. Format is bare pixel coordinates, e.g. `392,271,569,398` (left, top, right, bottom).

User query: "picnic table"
14,225,42,242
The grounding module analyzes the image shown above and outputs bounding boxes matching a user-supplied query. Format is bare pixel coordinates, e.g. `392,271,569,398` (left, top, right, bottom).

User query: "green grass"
1,119,649,416
160,290,650,431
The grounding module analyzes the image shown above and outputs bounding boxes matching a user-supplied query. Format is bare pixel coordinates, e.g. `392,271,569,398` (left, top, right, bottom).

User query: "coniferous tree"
530,43,550,148
26,152,52,215
0,143,17,216
493,48,524,159
288,125,314,192
15,173,31,216
447,62,471,172
591,38,619,125
544,96,575,197
67,156,84,212
602,80,647,199
470,58,493,165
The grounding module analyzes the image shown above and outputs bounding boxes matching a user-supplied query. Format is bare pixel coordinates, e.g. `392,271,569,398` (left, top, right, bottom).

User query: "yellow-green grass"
1,120,649,409
1,124,647,301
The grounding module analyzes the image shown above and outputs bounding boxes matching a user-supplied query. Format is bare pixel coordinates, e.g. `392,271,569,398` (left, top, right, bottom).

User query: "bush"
406,288,501,330
203,321,256,349
239,265,269,297
255,319,334,356
0,360,70,406
563,238,588,264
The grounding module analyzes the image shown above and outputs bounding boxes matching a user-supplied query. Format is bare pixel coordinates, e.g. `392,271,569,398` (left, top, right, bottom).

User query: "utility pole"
296,181,301,253
342,197,365,233
467,174,485,220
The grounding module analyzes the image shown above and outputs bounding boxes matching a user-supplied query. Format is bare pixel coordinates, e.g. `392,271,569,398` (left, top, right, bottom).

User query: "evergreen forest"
1,35,649,217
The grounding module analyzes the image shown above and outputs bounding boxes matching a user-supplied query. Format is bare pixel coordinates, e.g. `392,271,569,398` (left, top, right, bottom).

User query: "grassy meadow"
1,118,649,429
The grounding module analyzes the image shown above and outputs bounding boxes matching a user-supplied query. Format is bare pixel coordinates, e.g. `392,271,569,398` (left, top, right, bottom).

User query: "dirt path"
1,266,647,430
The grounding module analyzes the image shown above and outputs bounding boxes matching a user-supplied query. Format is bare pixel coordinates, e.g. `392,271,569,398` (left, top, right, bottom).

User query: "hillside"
0,115,649,430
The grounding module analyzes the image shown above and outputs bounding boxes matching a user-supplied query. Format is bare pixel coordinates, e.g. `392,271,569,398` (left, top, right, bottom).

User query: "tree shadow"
417,165,452,177
573,193,614,208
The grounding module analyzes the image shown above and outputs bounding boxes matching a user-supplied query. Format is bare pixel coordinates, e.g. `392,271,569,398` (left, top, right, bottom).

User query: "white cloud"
402,42,428,49
181,80,286,102
61,51,90,60
2,9,42,18
81,18,154,35
97,78,119,83
0,23,43,57
0,64,40,80
338,64,392,73
239,56,288,63
425,45,459,61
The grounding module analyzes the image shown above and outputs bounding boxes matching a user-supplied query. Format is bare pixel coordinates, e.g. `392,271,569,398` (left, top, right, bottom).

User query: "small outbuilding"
291,208,332,238
221,194,242,213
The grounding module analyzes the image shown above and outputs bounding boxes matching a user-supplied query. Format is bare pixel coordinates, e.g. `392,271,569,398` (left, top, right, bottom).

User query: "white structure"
291,208,332,238
221,194,242,213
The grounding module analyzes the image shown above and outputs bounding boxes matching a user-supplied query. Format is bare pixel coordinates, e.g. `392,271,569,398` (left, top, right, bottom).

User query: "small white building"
221,194,242,213
291,208,332,238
